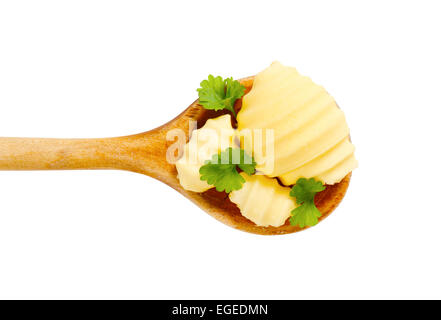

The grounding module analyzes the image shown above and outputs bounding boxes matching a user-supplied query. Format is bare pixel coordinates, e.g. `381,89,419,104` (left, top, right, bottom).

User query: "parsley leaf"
289,178,325,228
197,75,245,118
199,148,256,193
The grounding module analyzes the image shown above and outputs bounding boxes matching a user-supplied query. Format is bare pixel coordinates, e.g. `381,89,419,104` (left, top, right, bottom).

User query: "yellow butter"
319,154,358,185
229,173,296,227
279,138,355,185
237,61,357,185
176,115,236,192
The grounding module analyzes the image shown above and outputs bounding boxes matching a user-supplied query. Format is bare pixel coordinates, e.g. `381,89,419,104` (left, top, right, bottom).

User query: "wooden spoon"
0,77,350,235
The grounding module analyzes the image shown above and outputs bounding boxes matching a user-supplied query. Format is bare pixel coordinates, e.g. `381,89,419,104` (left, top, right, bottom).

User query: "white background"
0,0,440,299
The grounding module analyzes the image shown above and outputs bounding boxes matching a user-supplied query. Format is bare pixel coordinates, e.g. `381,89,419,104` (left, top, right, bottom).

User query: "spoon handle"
0,129,177,184
0,137,129,171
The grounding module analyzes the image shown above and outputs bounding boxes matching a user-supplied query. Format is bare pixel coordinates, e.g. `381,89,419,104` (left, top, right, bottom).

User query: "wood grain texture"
0,76,351,235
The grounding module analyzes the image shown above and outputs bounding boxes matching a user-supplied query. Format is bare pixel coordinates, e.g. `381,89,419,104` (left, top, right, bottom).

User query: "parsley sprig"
199,148,256,193
289,178,325,228
197,75,245,118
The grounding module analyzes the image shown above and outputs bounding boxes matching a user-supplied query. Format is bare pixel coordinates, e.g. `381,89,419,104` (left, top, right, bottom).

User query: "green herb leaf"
197,75,245,117
199,148,256,193
289,178,325,228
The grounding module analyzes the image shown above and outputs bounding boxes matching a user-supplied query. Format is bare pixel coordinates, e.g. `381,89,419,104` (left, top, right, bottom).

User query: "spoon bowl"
0,77,350,235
